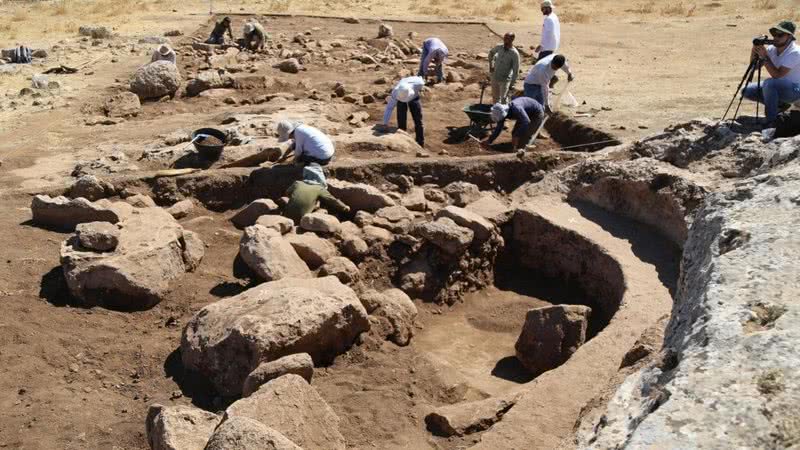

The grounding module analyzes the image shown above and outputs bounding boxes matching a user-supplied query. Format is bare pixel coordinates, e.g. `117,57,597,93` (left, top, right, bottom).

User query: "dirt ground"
0,1,775,448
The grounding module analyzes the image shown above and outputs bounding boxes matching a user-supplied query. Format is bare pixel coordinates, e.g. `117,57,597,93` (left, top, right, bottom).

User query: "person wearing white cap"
382,76,426,147
480,96,544,150
275,121,336,166
536,0,560,62
418,37,449,83
242,20,267,51
150,44,176,64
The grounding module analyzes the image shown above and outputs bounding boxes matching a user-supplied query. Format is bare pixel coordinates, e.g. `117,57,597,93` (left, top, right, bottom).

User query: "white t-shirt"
767,41,800,84
540,13,560,52
294,125,335,161
524,54,571,108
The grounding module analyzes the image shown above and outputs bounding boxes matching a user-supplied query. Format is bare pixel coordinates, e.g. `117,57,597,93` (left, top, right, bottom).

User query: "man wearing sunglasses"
742,21,800,126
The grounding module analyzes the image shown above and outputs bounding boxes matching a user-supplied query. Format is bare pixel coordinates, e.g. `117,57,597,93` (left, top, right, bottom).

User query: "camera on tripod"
753,35,776,46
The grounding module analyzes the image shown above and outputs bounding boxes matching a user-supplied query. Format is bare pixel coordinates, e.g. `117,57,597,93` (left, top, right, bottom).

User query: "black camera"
753,35,775,46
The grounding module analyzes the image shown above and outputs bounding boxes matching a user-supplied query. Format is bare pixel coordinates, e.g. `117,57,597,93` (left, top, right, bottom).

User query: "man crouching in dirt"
480,97,544,151
418,37,448,84
275,120,336,166
151,44,176,64
206,16,233,45
242,21,267,51
380,76,426,147
283,164,350,223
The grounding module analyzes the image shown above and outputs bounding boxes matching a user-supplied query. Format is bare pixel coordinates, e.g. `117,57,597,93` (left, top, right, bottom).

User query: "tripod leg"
732,61,759,123
756,63,762,122
720,60,756,124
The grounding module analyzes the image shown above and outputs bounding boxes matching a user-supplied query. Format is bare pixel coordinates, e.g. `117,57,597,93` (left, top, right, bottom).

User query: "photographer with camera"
742,21,800,126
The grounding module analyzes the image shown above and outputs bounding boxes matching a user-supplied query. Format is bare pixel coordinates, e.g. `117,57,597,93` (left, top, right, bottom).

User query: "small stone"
124,194,156,208
75,221,120,252
242,353,314,397
255,215,294,235
166,199,193,219
300,212,341,234
319,256,359,284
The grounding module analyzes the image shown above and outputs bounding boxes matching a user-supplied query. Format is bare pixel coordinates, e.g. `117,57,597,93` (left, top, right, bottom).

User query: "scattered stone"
75,221,120,252
402,187,427,211
226,375,345,449
242,353,314,397
181,277,369,396
204,417,301,450
445,71,464,83
348,111,370,125
342,236,368,258
239,225,311,281
32,49,47,58
79,25,112,39
104,92,141,118
166,199,193,219
124,193,156,208
327,180,395,212
255,215,294,235
342,94,359,104
362,225,394,244
424,187,449,204
343,17,360,24
414,217,474,255
318,256,359,284
31,195,129,231
436,206,495,242
164,30,183,37
378,23,394,38
274,58,302,74
514,305,592,376
69,175,114,201
231,199,280,229
300,212,341,234
360,289,417,346
130,61,182,100
373,205,415,233
465,194,512,225
185,70,232,97
425,396,517,437
285,232,337,269
443,181,481,207
61,208,203,310
145,404,220,450
353,210,374,227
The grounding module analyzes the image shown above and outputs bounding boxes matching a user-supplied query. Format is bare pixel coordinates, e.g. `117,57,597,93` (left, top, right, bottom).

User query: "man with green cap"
742,20,800,125
283,163,350,224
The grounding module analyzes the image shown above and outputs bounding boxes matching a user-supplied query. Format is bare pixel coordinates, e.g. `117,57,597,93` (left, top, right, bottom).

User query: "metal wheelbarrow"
462,81,495,135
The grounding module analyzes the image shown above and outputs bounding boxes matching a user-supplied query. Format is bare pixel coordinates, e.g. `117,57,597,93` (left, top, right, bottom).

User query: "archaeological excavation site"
1,10,799,450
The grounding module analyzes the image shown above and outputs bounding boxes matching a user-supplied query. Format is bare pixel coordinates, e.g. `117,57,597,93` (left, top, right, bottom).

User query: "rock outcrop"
145,404,220,450
181,276,369,396
31,195,130,231
327,179,395,212
204,417,301,450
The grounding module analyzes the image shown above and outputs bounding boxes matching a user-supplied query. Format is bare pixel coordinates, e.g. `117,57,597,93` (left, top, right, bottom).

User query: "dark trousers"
397,97,424,147
297,154,331,166
536,50,554,61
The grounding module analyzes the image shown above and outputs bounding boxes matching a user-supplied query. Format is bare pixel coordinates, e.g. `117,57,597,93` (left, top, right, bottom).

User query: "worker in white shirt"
382,76,426,147
536,0,560,62
275,121,336,166
523,54,574,112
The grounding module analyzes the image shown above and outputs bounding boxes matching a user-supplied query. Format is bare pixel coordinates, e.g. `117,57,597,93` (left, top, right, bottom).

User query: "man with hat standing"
382,76,426,147
488,32,521,104
275,121,336,166
742,20,800,126
536,0,560,62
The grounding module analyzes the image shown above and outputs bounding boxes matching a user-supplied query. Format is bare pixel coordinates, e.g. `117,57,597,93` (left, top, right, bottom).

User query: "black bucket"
192,128,227,160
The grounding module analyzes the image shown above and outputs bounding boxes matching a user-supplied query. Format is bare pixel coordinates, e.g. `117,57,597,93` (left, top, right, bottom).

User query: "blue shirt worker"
481,97,545,150
418,37,449,83
275,121,336,166
383,76,426,147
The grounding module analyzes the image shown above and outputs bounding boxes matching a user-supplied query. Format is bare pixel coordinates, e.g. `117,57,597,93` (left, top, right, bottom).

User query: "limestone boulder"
332,126,422,154
239,225,311,281
60,208,203,310
300,212,341,234
231,199,280,229
402,187,427,211
31,195,130,231
255,215,294,235
514,305,592,376
373,205,414,233
130,60,182,100
226,374,345,449
327,179,395,212
75,221,120,252
360,289,417,346
436,206,495,242
69,175,115,202
167,199,193,219
274,58,302,74
318,256,359,284
425,396,517,437
181,276,369,396
342,236,368,258
204,417,301,450
242,353,314,397
104,91,141,118
285,232,337,269
443,181,481,206
124,193,156,208
362,225,393,244
185,69,232,97
378,23,394,38
414,217,474,255
145,404,220,450
465,194,512,225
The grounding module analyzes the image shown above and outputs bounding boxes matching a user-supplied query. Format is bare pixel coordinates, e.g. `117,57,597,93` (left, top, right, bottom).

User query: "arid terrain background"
0,0,798,449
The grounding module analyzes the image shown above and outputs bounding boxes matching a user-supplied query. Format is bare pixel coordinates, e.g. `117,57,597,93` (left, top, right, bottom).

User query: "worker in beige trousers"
488,32,521,104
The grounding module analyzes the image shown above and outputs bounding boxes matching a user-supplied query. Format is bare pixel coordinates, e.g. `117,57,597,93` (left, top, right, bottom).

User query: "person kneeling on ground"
206,16,233,45
151,44,176,64
242,21,267,51
275,120,336,166
481,97,544,151
742,20,800,127
283,164,350,224
381,76,426,147
523,54,573,112
418,37,448,83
